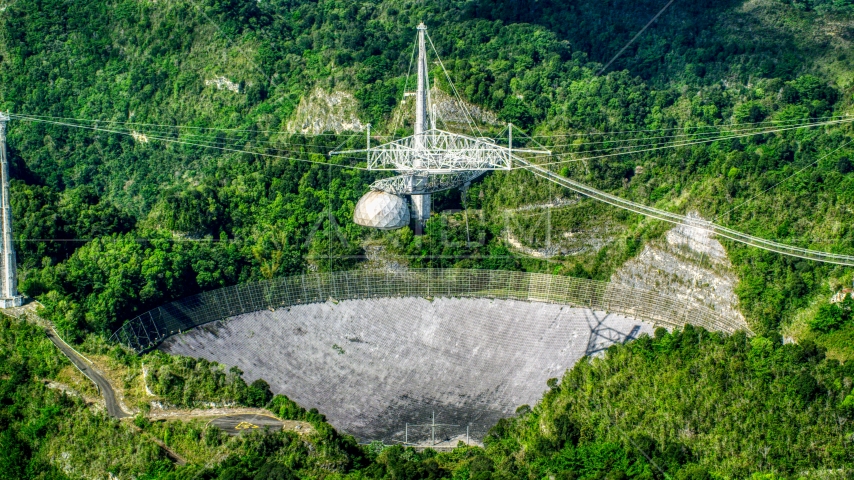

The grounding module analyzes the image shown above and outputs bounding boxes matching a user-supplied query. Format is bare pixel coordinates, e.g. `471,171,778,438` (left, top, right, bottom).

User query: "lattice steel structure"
110,268,751,353
360,130,514,172
370,170,485,195
0,113,22,308
333,24,548,230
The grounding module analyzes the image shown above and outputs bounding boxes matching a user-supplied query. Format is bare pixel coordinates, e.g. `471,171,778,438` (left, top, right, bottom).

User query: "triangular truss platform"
333,128,548,195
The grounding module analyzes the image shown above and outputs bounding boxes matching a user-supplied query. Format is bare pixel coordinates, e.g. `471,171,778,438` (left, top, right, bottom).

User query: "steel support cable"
21,114,840,177
9,114,359,151
533,115,852,137
596,0,678,76
541,117,853,158
391,32,419,141
545,117,851,149
9,118,353,159
425,32,483,137
108,129,363,150
516,158,854,266
10,115,370,170
13,109,846,140
520,117,854,168
542,124,838,158
9,112,396,139
714,138,854,224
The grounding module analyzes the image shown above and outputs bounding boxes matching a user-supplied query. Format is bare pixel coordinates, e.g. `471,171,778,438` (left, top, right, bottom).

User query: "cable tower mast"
0,113,23,308
410,22,430,231
336,23,549,234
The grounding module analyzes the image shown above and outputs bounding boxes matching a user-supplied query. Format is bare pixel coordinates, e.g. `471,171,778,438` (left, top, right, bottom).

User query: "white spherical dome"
353,191,410,230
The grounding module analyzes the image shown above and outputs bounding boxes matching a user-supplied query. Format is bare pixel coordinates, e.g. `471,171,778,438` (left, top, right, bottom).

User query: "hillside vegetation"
2,314,852,478
2,0,854,477
1,0,853,343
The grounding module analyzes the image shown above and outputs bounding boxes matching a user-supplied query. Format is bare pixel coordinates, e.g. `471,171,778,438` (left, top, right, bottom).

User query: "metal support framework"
407,411,459,446
0,113,22,308
331,24,549,231
410,23,431,226
370,170,485,195
335,128,548,173
343,129,519,172
110,268,750,354
333,22,853,267
414,23,429,153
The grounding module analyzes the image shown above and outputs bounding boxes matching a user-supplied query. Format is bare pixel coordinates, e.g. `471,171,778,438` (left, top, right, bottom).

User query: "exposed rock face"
831,289,854,304
611,212,747,327
430,87,500,126
286,87,365,134
391,87,500,129
205,76,241,93
502,197,620,258
361,244,408,273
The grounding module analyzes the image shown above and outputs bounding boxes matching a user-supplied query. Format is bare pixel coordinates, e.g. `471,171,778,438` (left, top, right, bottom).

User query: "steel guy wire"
12,111,846,144
516,157,854,265
426,31,483,137
185,0,272,86
392,31,419,141
12,114,852,181
518,117,854,169
714,138,854,221
147,113,848,153
15,117,369,166
531,114,852,137
8,112,396,139
596,0,679,76
544,117,851,148
538,121,847,158
8,114,374,150
12,115,371,170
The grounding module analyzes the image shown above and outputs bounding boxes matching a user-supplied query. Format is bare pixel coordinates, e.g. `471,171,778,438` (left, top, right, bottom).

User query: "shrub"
248,379,273,407
810,303,845,333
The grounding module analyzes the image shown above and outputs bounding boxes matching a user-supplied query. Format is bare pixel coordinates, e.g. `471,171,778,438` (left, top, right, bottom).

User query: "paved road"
45,328,131,419
209,414,286,435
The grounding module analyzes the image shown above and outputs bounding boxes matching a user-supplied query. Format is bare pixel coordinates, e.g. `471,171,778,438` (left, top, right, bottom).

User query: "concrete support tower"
410,23,430,232
0,113,22,308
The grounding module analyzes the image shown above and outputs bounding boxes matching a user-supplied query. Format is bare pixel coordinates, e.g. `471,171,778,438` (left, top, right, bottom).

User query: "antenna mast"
411,22,430,233
0,113,22,308
334,24,549,235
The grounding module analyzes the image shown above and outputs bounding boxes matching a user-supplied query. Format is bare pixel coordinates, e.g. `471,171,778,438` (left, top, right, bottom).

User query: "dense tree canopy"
1,0,852,341
3,315,853,478
1,1,854,477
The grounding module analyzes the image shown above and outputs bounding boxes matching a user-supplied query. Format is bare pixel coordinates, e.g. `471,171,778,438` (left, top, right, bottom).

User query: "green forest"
3,310,853,478
2,0,854,478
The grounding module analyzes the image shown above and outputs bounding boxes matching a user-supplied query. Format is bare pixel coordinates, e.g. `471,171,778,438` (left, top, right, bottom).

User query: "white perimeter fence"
110,269,751,353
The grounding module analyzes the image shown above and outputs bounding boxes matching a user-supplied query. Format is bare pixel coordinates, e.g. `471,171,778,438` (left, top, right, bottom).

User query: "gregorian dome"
353,190,410,230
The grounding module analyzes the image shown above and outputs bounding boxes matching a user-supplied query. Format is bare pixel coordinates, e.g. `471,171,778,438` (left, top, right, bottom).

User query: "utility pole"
0,113,22,308
410,22,430,235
